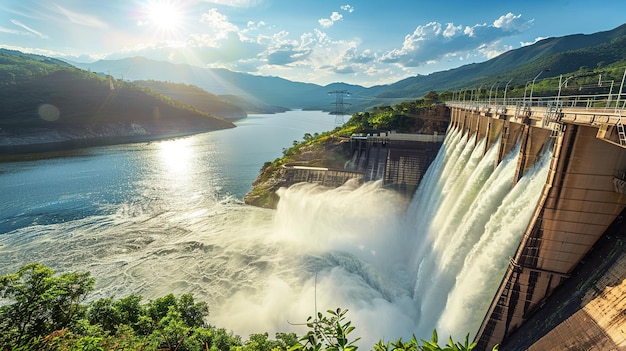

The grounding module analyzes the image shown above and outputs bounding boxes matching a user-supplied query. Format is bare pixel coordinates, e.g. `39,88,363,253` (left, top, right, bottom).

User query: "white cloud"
341,4,354,13
521,36,546,46
380,13,533,67
319,11,343,28
246,20,267,31
318,18,333,28
343,47,374,64
201,8,238,32
443,23,462,38
9,19,48,39
331,12,342,22
478,41,514,59
493,12,533,32
54,5,109,29
199,8,240,44
262,30,316,65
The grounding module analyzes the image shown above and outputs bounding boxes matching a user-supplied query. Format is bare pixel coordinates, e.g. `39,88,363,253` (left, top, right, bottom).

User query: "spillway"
405,127,551,340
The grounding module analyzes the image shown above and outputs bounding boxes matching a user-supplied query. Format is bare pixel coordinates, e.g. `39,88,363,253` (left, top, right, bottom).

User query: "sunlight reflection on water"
158,137,194,174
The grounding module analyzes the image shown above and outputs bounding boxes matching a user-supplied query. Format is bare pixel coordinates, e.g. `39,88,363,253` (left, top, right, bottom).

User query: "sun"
144,0,184,32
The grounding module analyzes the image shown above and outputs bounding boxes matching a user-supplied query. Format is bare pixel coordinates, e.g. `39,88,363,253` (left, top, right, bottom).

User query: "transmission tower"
329,90,351,126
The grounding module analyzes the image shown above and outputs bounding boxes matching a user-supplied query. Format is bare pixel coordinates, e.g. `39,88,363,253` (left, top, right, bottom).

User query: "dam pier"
446,95,626,350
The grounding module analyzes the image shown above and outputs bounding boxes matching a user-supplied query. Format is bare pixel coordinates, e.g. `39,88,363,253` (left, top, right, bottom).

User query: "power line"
328,90,351,126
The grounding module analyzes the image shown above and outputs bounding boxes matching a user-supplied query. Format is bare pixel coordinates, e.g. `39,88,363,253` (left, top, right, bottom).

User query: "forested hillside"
0,50,234,155
133,80,247,120
351,23,626,111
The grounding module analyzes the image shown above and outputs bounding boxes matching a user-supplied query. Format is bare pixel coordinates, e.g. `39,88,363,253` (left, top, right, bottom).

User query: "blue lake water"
0,110,336,234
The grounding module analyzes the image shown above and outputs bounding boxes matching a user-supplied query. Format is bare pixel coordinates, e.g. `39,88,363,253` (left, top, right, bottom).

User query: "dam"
445,94,626,350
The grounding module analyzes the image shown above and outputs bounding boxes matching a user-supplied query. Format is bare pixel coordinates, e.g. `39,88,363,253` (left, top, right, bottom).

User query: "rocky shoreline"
243,135,353,208
0,122,231,159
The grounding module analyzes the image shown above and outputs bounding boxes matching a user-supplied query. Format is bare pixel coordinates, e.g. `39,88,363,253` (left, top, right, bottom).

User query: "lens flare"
37,104,60,122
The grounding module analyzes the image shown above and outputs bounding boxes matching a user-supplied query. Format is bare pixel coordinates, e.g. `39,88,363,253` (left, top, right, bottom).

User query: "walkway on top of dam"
446,92,626,147
444,92,626,350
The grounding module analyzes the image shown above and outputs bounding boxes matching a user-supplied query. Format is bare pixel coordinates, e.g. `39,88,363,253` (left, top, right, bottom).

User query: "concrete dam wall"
348,132,445,194
446,100,626,350
281,132,445,194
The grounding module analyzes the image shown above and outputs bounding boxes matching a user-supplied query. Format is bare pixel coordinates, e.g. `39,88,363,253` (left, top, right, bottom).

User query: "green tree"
149,307,191,350
114,294,144,329
424,91,439,105
87,297,121,333
177,293,209,328
0,263,95,349
244,332,287,351
291,308,359,351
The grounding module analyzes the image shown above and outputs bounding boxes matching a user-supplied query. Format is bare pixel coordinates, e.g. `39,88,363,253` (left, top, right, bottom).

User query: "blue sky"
1,0,625,87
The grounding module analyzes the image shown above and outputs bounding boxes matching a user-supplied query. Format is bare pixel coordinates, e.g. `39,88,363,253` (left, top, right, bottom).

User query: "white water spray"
241,125,552,345
406,128,552,340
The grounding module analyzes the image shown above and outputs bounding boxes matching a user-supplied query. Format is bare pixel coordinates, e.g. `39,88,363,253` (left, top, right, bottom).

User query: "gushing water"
0,124,552,346
407,128,552,339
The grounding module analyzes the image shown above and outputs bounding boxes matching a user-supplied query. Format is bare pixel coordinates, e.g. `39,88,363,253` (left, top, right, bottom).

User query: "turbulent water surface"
0,111,552,346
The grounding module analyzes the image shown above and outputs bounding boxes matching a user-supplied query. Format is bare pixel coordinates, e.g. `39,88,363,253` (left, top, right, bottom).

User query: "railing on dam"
446,92,626,148
447,93,626,121
449,91,626,111
351,131,446,143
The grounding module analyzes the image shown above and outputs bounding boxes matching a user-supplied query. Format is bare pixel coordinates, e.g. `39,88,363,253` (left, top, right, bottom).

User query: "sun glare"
145,0,184,32
159,138,193,174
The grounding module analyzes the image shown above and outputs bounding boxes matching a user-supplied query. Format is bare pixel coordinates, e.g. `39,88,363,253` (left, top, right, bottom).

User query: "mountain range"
1,22,626,155
70,23,626,113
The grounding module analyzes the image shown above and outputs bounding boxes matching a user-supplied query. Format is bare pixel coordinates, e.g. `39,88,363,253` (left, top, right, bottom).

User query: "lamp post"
557,74,575,108
488,82,498,106
615,68,626,111
503,79,513,107
523,81,531,106
475,85,483,112
529,69,549,107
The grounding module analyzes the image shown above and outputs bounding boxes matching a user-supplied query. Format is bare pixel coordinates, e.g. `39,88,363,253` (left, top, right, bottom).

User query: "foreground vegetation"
0,263,496,351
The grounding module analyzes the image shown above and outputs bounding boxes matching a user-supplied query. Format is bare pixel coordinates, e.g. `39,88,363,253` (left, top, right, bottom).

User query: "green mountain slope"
133,80,247,120
0,51,234,154
365,23,626,105
61,22,626,114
